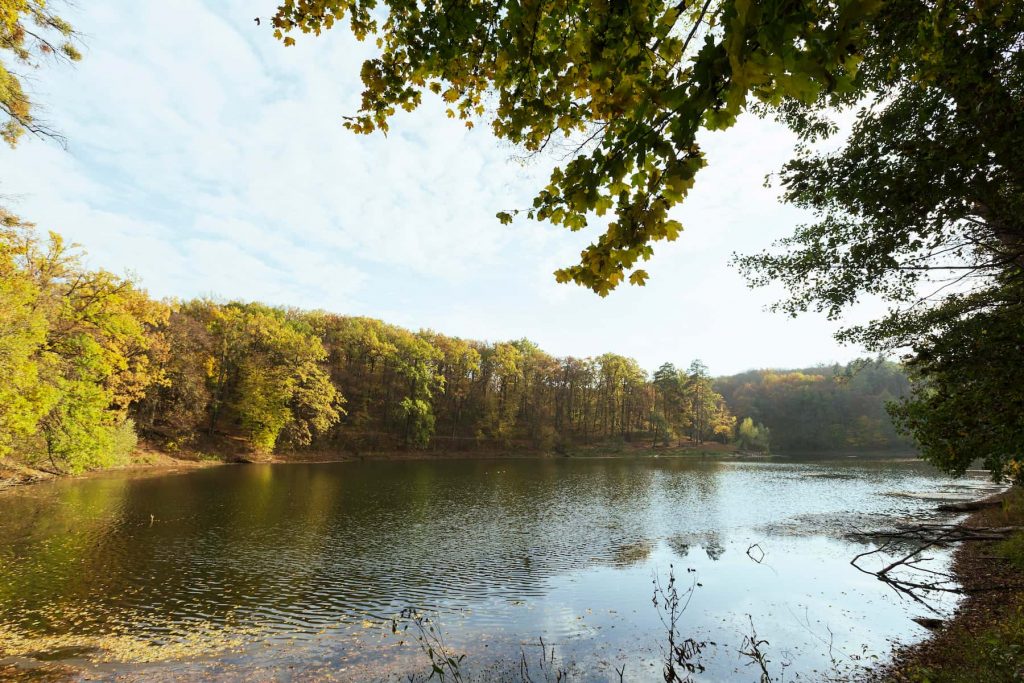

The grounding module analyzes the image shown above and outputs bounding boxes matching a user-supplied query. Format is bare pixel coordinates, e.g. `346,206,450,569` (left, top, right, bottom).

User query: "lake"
0,456,1003,681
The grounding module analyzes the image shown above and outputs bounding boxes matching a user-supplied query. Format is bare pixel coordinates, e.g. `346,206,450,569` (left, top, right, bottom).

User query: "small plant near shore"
738,616,787,683
390,567,808,683
195,450,222,463
392,608,466,682
390,609,580,682
984,488,1024,570
652,565,707,682
995,531,1024,571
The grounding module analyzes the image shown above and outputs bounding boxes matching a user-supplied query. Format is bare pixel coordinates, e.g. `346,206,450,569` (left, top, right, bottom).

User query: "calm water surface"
0,457,1002,680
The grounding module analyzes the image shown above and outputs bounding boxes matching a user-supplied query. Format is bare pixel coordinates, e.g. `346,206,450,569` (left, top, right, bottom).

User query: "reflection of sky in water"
0,458,1002,680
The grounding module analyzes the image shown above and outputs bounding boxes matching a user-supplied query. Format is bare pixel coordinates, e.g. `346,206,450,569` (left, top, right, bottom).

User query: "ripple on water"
0,458,998,680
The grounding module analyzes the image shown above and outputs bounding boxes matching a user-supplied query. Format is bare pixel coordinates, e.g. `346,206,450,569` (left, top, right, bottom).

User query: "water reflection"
0,457,1002,680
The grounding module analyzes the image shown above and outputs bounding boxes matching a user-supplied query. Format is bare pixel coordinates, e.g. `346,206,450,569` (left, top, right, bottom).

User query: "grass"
980,488,1024,571
194,450,224,463
974,486,1024,526
903,606,1024,683
996,530,1024,572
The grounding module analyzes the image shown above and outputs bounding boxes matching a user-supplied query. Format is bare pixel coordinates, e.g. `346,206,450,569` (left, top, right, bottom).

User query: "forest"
715,363,913,453
1,211,912,476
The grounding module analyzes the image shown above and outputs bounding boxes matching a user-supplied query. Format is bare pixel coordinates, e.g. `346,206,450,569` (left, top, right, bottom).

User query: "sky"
0,0,888,376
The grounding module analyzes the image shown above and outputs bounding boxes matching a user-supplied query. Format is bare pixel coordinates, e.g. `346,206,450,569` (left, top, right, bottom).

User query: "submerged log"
936,499,1002,513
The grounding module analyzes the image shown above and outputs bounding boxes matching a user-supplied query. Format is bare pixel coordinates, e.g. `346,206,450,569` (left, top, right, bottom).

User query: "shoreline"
0,448,223,494
0,442,923,495
879,487,1024,681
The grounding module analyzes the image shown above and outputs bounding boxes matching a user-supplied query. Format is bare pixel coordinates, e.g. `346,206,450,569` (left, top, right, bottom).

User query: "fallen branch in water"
936,499,1003,513
849,523,1020,544
849,523,1024,612
746,543,766,564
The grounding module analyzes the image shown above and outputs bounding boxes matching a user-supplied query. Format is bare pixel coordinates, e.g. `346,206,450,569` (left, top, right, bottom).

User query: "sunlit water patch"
0,457,1003,680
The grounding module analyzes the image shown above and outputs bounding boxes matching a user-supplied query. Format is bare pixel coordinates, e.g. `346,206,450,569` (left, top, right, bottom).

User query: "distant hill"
714,359,914,453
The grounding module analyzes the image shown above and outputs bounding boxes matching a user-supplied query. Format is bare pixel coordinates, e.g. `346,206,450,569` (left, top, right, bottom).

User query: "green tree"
686,360,711,443
478,341,524,445
424,331,481,440
0,211,53,458
683,359,733,444
391,330,442,447
888,297,1024,482
398,397,435,448
284,356,346,447
193,302,343,454
735,1,1024,478
652,362,682,446
736,417,770,452
133,310,213,447
235,363,293,453
0,212,166,473
319,315,399,448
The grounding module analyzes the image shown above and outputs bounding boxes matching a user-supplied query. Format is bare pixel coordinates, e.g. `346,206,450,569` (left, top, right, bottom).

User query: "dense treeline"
137,310,737,457
715,361,914,453
2,215,916,474
1,217,741,473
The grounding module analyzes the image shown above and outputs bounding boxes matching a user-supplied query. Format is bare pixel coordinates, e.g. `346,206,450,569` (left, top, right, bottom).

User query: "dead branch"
849,523,1020,544
849,522,1024,611
936,499,1002,513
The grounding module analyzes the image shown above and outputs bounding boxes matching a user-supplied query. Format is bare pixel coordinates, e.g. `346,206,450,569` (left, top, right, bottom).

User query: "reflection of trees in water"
755,511,924,541
667,532,726,561
667,538,691,558
610,540,653,567
703,537,725,561
0,477,132,630
0,459,731,644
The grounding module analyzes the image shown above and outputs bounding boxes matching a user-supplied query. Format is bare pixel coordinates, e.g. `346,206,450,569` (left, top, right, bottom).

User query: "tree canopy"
736,0,1024,478
271,0,876,294
4,0,1019,479
715,359,912,452
0,211,162,473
